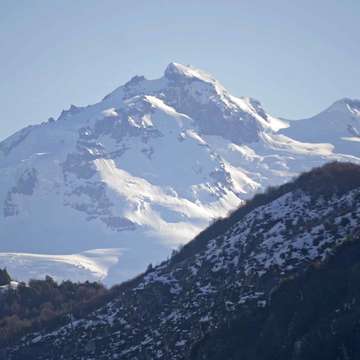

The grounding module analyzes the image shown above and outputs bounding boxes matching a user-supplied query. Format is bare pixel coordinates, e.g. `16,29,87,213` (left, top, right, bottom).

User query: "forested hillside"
2,162,360,359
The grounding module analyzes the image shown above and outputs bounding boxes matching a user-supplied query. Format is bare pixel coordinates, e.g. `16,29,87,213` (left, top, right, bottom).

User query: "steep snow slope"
5,163,360,359
0,63,359,283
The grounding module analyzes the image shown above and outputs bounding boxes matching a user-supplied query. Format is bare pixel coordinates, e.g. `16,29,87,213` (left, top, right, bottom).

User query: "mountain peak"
164,62,217,84
326,97,360,114
124,75,146,87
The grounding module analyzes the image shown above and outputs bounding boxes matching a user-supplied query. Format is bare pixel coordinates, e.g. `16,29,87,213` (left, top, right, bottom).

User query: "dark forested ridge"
2,162,360,359
0,269,11,287
0,275,108,347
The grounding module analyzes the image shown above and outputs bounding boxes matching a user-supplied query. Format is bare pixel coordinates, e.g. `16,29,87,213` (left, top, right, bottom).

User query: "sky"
0,0,359,141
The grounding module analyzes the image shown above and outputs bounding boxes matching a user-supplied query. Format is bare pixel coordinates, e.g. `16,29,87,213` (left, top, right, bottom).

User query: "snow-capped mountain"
281,98,360,154
5,162,360,359
0,63,358,283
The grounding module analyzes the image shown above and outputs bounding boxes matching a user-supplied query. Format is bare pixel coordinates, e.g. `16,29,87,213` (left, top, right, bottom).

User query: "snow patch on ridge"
0,248,123,283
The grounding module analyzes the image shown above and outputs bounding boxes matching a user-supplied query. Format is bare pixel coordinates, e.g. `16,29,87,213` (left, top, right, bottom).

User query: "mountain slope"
190,233,360,360
4,162,360,359
0,63,359,283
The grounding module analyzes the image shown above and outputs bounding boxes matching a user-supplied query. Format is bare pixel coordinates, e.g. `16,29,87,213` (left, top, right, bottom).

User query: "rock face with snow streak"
0,63,359,283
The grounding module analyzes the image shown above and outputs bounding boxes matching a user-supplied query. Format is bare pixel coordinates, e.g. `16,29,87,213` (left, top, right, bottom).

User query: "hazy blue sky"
1,0,359,140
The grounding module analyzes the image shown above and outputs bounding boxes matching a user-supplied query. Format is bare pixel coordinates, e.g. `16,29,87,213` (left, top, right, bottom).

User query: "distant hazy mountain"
281,97,360,154
0,63,359,283
5,162,360,359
